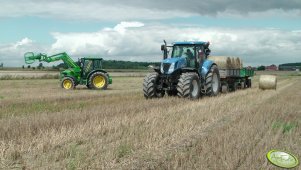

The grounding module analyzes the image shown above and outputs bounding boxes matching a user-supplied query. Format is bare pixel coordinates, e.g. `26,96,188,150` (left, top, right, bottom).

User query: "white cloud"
14,38,33,49
1,22,300,66
0,38,46,66
49,22,301,66
113,21,145,34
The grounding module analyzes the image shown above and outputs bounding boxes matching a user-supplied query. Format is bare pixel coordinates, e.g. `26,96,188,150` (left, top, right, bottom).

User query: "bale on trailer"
208,56,232,69
235,57,243,69
230,57,236,69
259,75,277,90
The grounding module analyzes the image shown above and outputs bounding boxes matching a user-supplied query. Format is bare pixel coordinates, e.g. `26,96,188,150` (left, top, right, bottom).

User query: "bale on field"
259,75,277,90
208,56,232,69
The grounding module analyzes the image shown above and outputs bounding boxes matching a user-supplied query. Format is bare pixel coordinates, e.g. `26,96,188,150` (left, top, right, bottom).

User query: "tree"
257,65,265,71
27,65,31,69
37,63,43,69
0,63,3,68
22,65,25,69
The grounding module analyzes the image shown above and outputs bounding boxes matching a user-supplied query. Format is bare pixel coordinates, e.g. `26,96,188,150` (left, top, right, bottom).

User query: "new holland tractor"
24,52,112,90
143,41,253,99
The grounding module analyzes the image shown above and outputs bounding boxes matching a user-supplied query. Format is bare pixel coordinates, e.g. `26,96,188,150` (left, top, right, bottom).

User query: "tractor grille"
163,63,171,73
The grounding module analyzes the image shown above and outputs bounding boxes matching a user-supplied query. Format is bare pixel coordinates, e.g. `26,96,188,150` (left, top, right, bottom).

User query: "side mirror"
161,44,166,51
161,44,168,59
205,49,211,56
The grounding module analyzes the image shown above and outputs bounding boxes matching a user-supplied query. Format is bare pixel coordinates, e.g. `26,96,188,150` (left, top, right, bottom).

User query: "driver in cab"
185,49,194,67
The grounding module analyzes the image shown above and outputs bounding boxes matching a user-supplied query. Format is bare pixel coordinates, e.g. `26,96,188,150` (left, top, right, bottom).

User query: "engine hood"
161,57,186,74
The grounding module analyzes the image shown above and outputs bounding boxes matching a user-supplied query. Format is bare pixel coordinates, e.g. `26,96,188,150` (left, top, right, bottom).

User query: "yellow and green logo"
267,150,299,169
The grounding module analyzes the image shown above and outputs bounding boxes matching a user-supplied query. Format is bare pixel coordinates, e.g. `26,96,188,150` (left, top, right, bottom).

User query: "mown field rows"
0,70,148,80
0,73,300,169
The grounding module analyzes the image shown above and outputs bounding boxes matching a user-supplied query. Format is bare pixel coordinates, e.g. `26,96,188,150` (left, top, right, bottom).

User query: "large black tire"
246,79,252,88
205,65,221,96
61,77,75,90
143,73,164,99
177,73,200,99
88,72,108,90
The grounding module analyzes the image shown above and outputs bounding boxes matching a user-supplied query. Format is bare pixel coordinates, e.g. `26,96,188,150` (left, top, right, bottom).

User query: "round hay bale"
208,56,231,69
259,75,277,90
240,58,243,68
235,57,243,69
230,57,236,69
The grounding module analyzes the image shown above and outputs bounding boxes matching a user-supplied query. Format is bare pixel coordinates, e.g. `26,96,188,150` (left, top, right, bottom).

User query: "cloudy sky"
0,0,301,66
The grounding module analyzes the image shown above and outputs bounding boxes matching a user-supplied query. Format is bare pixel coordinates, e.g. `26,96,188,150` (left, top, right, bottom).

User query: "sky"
0,0,301,67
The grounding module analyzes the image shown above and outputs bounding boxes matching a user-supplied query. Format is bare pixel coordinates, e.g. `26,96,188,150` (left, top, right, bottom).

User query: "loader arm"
24,52,80,69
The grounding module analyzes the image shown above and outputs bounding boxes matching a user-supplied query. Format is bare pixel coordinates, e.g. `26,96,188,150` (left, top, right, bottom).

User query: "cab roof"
82,57,103,60
173,41,208,45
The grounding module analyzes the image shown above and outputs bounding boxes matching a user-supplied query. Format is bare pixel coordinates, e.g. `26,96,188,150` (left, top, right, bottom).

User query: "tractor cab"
160,41,211,74
80,58,103,78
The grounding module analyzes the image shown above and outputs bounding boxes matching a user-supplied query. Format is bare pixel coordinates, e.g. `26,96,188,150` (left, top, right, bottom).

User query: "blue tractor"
143,41,220,99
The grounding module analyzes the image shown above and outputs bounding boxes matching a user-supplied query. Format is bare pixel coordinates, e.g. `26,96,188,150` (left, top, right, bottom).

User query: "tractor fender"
87,69,108,79
154,68,161,74
200,60,216,77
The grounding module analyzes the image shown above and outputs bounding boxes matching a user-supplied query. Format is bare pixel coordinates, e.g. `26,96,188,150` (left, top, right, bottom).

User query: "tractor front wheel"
205,65,221,96
177,73,200,100
89,72,108,90
61,77,75,90
143,73,165,99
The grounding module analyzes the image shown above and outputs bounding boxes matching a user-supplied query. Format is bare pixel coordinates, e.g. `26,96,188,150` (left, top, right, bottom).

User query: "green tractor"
24,52,112,90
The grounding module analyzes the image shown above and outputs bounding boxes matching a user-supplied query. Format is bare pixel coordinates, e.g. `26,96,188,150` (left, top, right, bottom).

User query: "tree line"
21,60,160,70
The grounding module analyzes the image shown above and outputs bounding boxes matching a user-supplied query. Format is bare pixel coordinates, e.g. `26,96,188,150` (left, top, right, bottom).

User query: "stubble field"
0,71,300,169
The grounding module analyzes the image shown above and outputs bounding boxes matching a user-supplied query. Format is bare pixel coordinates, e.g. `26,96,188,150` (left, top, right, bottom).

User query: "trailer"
219,68,254,92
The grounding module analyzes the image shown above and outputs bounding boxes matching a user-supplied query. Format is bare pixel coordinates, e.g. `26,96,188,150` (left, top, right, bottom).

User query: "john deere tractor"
24,52,112,90
143,41,220,99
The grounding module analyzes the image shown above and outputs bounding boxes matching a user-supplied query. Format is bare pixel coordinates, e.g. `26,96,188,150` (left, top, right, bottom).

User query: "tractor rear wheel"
89,72,108,90
177,73,200,99
143,73,164,99
205,65,220,96
61,77,75,90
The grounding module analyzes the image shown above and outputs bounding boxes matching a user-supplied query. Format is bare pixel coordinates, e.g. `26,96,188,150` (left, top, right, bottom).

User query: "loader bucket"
24,52,36,64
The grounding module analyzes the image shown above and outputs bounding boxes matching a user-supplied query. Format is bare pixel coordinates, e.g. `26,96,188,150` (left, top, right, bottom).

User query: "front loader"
24,52,112,90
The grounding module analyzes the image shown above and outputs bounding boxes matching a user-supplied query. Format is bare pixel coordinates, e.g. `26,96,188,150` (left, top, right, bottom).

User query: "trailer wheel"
205,65,220,96
177,73,200,99
143,73,164,99
221,84,229,93
61,77,75,90
241,81,246,89
246,78,252,88
232,83,238,91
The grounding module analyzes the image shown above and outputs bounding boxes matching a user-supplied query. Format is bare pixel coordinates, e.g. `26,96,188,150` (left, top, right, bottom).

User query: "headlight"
160,63,164,73
168,63,175,73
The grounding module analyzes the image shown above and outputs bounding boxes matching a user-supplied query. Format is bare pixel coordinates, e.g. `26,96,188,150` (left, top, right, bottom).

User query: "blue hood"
161,57,186,74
